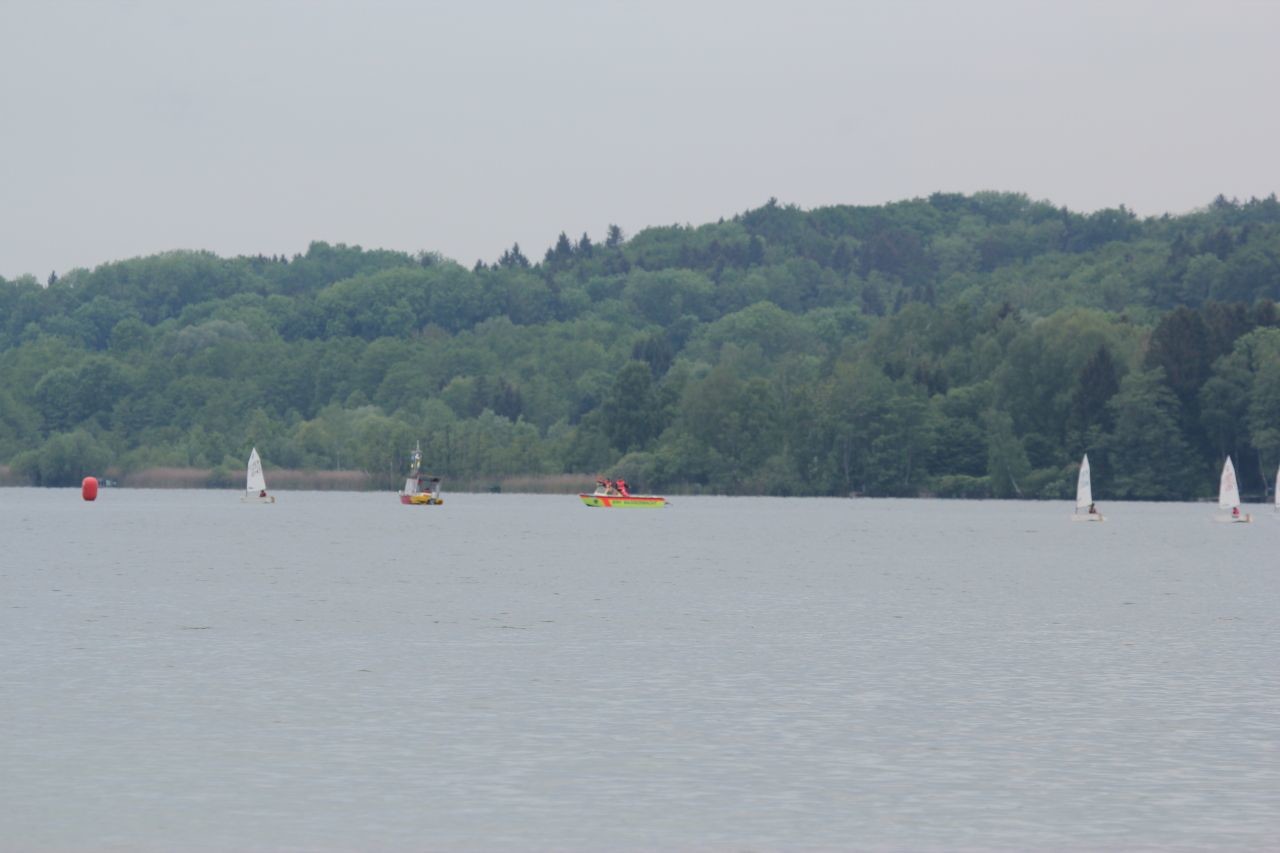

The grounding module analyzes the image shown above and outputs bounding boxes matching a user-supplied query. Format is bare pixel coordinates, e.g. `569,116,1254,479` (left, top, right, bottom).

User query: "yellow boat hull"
578,494,666,508
401,494,443,505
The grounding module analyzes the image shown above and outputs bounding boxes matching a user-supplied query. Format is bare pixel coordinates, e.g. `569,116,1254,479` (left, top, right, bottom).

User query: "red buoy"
82,476,98,501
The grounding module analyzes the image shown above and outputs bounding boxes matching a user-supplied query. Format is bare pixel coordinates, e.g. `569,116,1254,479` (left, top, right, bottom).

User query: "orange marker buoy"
82,476,98,501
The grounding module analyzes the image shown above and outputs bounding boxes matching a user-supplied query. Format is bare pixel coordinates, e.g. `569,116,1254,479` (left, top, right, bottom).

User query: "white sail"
1218,456,1240,510
1075,453,1093,509
246,447,267,495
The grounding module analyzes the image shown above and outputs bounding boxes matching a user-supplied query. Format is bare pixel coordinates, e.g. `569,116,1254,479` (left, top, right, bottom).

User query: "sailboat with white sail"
1214,456,1248,523
1071,453,1103,521
241,447,275,503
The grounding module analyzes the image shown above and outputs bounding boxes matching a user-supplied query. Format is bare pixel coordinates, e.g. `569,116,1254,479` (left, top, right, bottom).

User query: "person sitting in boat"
594,478,609,496
1232,506,1240,518
1087,502,1097,515
605,479,620,496
615,478,631,497
259,489,267,498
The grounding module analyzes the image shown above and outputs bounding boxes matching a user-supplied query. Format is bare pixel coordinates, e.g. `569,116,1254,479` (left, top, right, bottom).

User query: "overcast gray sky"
2,0,1278,279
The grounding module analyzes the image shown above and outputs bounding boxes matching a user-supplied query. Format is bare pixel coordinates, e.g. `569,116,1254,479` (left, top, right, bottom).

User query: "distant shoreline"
1,466,1263,501
0,466,600,494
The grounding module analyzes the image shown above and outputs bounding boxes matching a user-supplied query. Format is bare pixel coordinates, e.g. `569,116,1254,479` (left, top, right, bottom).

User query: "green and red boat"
579,478,666,508
578,493,667,508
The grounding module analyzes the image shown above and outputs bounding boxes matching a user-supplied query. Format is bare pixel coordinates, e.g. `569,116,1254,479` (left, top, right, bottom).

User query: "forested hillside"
3,192,1280,499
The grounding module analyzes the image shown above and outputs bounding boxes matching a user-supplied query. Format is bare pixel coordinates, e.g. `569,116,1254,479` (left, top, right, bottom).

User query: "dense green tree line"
2,192,1279,498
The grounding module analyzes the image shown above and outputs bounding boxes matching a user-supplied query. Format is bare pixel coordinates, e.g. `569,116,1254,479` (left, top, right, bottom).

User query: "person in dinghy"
242,447,276,503
1071,454,1103,521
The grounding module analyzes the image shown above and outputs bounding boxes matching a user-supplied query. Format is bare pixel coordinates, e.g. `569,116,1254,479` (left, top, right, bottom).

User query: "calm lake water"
3,489,1278,851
